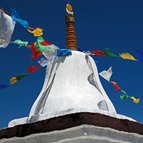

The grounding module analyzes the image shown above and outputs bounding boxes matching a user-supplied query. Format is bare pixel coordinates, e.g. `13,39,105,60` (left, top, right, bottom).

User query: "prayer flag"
13,39,28,48
120,90,129,100
16,73,28,80
104,48,118,58
119,53,137,61
28,43,42,60
11,8,29,28
0,84,9,89
99,67,112,82
28,66,40,73
120,94,129,100
91,50,105,56
130,96,140,104
35,36,53,52
10,77,18,85
110,81,121,91
27,27,43,37
38,58,49,67
10,73,28,85
56,49,72,57
135,50,143,62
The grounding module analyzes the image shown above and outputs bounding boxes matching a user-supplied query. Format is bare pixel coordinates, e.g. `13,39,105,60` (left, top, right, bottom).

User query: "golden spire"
65,3,77,50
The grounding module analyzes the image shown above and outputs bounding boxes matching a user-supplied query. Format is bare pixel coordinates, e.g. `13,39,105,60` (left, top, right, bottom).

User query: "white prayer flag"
99,67,112,82
38,58,49,67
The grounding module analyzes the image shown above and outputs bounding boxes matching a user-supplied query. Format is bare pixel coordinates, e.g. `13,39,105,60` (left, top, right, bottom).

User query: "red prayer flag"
91,50,105,56
28,66,40,73
40,40,52,46
110,81,121,91
28,43,42,60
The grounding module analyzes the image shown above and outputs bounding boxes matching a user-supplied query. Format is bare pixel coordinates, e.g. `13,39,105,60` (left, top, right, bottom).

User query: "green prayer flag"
104,48,118,58
35,36,52,52
16,73,28,80
13,39,28,48
120,90,129,100
120,94,129,100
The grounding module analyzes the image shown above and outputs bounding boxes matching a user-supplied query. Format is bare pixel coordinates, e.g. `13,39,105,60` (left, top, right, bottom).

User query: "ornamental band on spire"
65,3,77,50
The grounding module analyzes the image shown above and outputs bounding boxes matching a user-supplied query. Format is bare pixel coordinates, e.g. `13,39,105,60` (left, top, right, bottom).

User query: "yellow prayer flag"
10,77,18,85
27,28,43,37
119,53,137,61
130,96,140,104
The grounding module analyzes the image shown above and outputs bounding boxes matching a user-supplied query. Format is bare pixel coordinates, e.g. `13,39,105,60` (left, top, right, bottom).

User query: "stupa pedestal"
1,113,143,143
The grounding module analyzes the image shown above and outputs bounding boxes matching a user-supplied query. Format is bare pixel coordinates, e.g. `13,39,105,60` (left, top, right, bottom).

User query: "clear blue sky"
0,0,143,128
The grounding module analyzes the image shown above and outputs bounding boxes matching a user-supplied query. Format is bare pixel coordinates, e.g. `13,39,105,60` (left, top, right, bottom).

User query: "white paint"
8,51,135,127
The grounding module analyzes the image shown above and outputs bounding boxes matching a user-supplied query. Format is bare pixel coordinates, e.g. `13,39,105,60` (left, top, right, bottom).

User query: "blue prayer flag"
135,50,143,62
56,49,72,57
11,8,29,28
0,84,9,89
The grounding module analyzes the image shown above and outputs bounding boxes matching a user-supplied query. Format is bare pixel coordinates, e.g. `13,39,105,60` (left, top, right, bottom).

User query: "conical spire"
65,3,77,50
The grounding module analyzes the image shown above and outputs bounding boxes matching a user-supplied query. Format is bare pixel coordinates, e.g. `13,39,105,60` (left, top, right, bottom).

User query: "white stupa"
28,51,116,122
8,50,134,127
8,3,134,127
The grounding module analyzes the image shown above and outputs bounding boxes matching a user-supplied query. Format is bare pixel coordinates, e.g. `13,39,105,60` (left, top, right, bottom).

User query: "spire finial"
66,3,73,15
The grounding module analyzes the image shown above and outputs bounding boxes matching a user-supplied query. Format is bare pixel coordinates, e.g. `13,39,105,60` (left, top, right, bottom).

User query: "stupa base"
0,112,143,143
8,110,135,127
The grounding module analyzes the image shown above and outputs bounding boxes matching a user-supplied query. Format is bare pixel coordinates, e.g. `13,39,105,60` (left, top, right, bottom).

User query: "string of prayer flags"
28,43,42,60
100,67,141,105
120,90,140,104
28,66,40,73
130,96,140,104
38,58,49,67
91,50,105,56
1,7,142,109
11,8,29,28
27,27,43,37
119,53,137,61
103,48,119,58
110,81,121,91
13,39,28,48
10,73,28,85
99,67,112,82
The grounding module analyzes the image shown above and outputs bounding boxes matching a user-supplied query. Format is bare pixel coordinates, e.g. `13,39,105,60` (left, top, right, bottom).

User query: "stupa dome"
9,51,134,127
